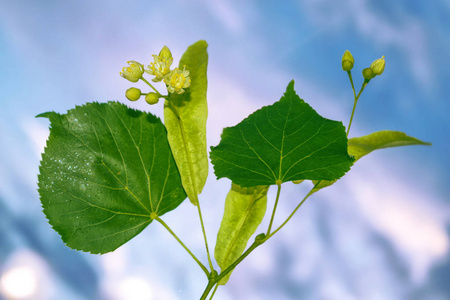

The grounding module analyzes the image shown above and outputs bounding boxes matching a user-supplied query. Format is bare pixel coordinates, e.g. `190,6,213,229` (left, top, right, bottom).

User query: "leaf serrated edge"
36,101,185,254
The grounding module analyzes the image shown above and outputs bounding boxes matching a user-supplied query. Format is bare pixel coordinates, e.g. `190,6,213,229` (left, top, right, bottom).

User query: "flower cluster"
341,50,387,135
341,50,385,81
120,46,191,105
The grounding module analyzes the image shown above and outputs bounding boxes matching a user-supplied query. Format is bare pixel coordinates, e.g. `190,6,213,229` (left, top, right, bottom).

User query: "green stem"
347,71,357,99
166,99,181,119
267,184,317,239
154,216,209,276
200,280,217,300
216,234,266,283
140,77,160,94
200,234,266,299
208,284,219,300
346,81,369,137
266,183,282,235
196,200,215,273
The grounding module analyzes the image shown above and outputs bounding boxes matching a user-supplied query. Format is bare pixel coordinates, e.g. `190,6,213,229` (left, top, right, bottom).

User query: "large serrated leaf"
210,81,354,187
164,40,209,205
310,130,431,193
215,184,268,285
37,102,187,254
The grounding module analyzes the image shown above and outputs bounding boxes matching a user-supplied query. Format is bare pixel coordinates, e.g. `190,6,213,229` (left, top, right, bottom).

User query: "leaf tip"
287,80,295,90
283,80,300,98
36,111,59,120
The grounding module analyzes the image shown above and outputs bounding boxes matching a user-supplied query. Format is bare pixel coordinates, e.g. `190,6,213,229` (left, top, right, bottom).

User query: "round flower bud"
341,50,354,71
370,56,385,75
145,92,160,105
125,87,141,101
362,68,375,80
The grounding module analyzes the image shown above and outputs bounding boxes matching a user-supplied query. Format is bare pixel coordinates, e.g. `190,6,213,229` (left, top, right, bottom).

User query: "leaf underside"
38,102,187,254
210,81,354,187
164,40,209,205
215,184,268,285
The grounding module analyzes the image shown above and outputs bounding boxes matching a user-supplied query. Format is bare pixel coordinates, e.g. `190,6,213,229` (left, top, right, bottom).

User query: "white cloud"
207,75,262,146
21,117,49,159
202,0,246,34
348,166,449,283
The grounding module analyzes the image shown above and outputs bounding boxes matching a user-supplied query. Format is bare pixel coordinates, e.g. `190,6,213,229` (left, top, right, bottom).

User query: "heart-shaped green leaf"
210,81,354,187
37,102,187,254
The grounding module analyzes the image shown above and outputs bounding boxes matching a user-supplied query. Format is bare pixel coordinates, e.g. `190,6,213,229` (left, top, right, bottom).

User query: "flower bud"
120,61,144,82
341,50,354,71
145,92,160,105
159,46,172,61
370,56,385,75
362,68,375,80
125,87,141,101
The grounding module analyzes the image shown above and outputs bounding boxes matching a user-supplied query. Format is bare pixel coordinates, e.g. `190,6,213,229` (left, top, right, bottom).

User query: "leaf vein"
239,128,277,180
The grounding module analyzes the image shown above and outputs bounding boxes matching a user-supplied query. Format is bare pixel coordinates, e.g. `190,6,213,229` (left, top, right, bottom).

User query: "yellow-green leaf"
215,184,268,285
164,40,208,205
311,130,430,193
348,130,431,161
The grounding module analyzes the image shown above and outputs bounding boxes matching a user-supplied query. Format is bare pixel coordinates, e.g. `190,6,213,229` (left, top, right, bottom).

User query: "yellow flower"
164,66,191,94
146,46,173,82
120,61,144,82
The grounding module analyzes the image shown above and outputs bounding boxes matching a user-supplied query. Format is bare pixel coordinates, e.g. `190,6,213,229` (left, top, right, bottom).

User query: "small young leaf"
310,179,337,194
348,130,431,161
311,130,430,193
164,40,209,205
210,81,354,187
37,102,187,254
215,184,268,285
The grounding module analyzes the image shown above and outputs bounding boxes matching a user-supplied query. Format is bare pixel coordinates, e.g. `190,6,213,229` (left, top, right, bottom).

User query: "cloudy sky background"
1,0,449,299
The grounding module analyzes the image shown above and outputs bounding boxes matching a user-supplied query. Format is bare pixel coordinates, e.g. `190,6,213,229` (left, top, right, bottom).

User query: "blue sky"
1,0,449,299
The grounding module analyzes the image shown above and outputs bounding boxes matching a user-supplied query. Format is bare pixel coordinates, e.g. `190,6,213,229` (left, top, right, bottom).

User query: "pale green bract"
215,184,268,285
164,40,209,205
37,102,187,254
